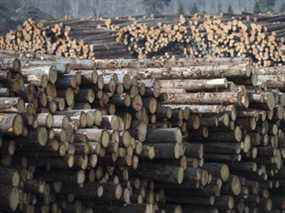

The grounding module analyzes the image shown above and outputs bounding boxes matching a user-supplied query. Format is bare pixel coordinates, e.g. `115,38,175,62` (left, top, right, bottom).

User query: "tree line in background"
144,0,285,15
1,0,285,23
253,0,285,13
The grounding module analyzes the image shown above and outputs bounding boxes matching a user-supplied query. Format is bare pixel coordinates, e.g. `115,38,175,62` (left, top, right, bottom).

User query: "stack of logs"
0,19,96,59
113,14,285,66
0,17,132,60
38,17,132,59
0,52,285,213
2,14,285,65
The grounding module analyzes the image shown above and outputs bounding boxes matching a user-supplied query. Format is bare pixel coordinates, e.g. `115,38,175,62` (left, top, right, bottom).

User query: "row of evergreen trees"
253,0,285,13
144,0,285,15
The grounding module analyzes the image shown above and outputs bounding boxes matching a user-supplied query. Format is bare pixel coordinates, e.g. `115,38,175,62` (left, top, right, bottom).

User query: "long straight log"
145,128,182,144
163,92,249,108
21,65,58,84
135,163,184,184
159,78,229,92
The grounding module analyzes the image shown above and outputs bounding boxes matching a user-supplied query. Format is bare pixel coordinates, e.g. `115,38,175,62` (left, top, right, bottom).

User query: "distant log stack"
1,14,285,65
0,19,96,59
111,14,285,66
0,17,132,60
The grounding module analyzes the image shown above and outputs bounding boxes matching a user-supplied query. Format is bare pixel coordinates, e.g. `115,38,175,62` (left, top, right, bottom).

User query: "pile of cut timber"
0,52,285,213
0,19,95,59
2,14,285,65
113,14,285,66
0,17,132,60
39,17,132,59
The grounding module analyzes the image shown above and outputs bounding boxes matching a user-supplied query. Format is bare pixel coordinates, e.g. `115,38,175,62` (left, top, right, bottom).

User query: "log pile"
0,17,132,60
2,13,285,66
0,52,284,213
0,52,163,213
0,19,95,59
113,14,285,66
39,17,132,59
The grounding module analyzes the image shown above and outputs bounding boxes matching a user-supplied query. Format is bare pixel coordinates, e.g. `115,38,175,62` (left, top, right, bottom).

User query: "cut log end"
243,134,251,153
89,154,98,168
9,187,19,211
101,131,110,148
77,170,86,185
67,155,74,168
12,171,20,187
97,185,104,197
132,95,143,111
138,122,147,142
115,184,123,200
231,176,241,196
177,167,184,184
94,111,103,126
228,196,235,209
65,88,75,106
234,126,242,142
13,114,23,136
266,93,275,111
221,164,230,182
37,127,48,146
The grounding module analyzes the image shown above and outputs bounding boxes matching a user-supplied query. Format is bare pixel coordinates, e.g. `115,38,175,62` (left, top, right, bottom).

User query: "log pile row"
0,19,95,59
0,17,132,60
0,53,155,212
39,17,132,59
0,53,285,213
2,13,285,66
90,56,285,213
113,14,285,65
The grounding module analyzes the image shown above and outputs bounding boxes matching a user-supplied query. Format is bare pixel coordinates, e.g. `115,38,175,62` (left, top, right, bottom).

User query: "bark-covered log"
135,163,184,184
0,58,21,72
35,112,53,128
248,92,275,110
36,170,85,184
146,143,184,159
0,185,19,211
203,163,230,182
163,92,249,108
0,167,20,187
75,128,110,148
145,128,182,144
0,97,25,113
159,78,229,92
0,113,23,136
21,65,58,84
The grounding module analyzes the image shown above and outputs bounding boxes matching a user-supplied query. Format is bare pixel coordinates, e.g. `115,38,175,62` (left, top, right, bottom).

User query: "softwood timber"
145,128,182,144
163,92,249,108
